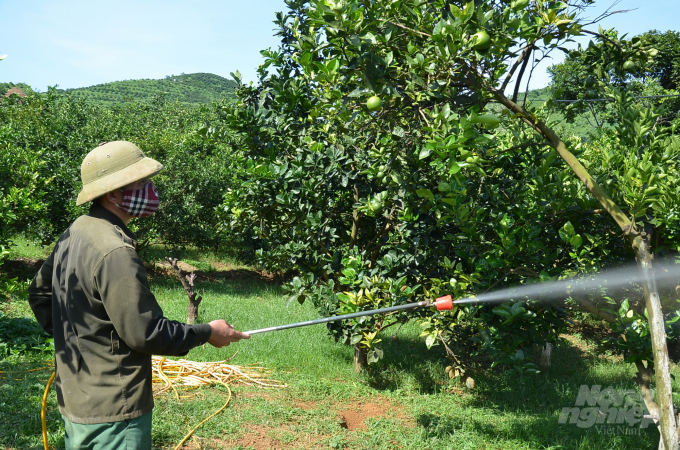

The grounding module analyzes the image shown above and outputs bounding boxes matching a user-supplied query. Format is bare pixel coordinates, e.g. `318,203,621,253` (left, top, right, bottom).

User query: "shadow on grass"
0,257,44,281
413,340,659,449
415,410,657,449
363,332,447,394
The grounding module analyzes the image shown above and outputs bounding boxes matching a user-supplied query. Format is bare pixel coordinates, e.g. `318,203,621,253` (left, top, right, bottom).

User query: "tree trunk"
187,297,200,325
354,344,367,372
167,257,203,325
491,88,679,450
633,232,678,450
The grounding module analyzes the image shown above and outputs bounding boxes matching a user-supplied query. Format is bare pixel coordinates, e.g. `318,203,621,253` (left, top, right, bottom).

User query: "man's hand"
207,320,250,348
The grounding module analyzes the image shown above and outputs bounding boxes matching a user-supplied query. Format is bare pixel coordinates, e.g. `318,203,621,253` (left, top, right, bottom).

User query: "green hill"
62,73,237,106
0,82,34,96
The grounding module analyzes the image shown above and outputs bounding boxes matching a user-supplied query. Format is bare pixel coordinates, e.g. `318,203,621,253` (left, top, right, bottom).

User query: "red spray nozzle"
434,295,453,311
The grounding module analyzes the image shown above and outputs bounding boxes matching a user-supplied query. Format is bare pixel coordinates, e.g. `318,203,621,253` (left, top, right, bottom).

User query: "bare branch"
418,108,431,128
582,1,635,26
512,44,534,103
572,295,617,322
500,43,535,93
580,29,624,53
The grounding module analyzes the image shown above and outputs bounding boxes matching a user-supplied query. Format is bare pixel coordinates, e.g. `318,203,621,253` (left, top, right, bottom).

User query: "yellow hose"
42,371,56,450
172,381,232,450
41,370,232,450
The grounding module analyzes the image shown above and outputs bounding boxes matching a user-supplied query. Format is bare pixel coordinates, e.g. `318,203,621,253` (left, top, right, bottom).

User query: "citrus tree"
0,90,242,252
548,29,680,127
223,1,678,446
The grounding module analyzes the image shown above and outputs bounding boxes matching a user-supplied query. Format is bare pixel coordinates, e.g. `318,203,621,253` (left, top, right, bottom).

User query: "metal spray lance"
243,295,455,335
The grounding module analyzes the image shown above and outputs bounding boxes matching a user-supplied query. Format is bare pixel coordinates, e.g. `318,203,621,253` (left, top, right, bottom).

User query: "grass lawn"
0,238,671,449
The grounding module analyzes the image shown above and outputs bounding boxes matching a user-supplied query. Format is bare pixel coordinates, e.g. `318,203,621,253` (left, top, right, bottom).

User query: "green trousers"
62,412,152,450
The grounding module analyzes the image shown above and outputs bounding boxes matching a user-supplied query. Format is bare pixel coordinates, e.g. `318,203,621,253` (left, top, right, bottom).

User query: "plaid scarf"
118,182,160,218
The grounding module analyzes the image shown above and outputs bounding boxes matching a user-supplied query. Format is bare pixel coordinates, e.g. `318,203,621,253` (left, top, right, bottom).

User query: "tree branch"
634,361,661,428
500,45,534,92
572,295,617,322
580,29,624,54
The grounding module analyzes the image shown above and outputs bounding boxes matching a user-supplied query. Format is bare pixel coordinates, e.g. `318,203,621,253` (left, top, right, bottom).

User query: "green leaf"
416,189,434,202
336,292,352,303
449,4,463,19
462,1,475,21
492,306,511,317
367,347,384,364
341,268,356,278
425,333,437,348
419,147,432,160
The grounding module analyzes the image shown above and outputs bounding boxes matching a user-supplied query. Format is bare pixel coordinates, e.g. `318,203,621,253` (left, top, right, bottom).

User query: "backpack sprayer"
243,295,455,335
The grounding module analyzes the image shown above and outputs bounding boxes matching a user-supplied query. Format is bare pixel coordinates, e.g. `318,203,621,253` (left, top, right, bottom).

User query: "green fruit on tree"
470,114,501,126
584,90,597,99
381,176,389,184
369,200,382,213
376,171,385,179
623,60,636,71
471,31,492,51
366,95,382,111
584,77,595,88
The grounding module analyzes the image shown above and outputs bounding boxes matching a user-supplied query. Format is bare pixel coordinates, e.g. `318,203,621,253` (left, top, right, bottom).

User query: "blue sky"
0,0,677,92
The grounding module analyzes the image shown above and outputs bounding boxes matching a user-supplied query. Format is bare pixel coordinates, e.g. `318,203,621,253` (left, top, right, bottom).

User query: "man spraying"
28,141,249,449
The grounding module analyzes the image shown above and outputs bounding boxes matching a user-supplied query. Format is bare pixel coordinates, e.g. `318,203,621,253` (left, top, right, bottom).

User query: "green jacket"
28,204,213,424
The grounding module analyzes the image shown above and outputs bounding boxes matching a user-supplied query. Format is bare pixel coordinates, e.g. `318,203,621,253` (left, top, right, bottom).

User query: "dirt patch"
146,259,283,284
236,425,283,450
237,390,275,402
199,268,280,283
231,424,323,450
338,401,390,431
155,259,199,273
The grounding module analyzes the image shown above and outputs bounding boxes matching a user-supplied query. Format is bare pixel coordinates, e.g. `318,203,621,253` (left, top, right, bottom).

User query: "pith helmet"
76,141,164,206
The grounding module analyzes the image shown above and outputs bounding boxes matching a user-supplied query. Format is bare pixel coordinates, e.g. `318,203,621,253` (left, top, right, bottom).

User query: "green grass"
0,243,673,449
6,235,53,261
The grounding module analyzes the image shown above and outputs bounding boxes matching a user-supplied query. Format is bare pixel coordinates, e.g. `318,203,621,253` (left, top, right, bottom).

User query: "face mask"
116,182,160,218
